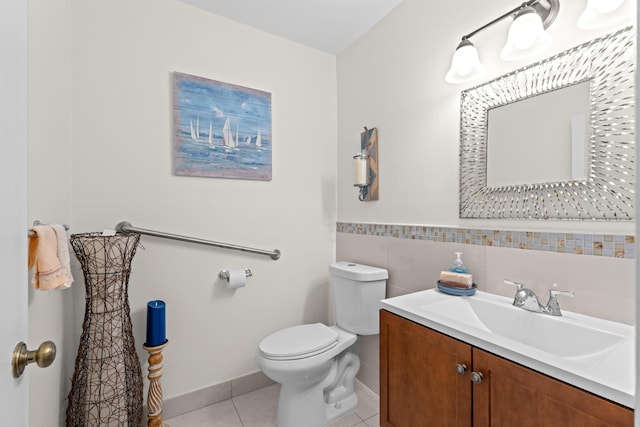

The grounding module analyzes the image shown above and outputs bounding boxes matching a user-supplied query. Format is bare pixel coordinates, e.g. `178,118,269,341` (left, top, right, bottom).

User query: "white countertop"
380,289,635,408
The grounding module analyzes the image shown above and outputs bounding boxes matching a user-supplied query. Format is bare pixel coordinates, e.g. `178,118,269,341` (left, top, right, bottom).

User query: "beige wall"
336,0,636,394
28,0,337,424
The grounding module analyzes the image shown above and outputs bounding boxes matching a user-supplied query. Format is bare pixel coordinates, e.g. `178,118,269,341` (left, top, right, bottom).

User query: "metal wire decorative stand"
66,233,143,426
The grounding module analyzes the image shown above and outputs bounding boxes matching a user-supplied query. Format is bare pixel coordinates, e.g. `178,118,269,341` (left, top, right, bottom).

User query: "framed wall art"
173,72,272,180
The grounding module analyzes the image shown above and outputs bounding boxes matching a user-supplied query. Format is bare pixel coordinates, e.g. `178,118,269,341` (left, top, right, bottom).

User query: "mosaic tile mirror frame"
459,27,635,220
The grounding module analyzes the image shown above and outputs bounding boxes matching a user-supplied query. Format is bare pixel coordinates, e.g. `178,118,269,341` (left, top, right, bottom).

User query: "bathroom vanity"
379,290,634,427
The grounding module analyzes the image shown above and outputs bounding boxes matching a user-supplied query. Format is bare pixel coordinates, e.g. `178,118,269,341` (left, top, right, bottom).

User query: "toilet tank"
329,261,388,335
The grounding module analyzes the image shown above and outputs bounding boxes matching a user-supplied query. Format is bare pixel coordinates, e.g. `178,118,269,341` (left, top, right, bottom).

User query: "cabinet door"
472,348,633,427
380,310,472,427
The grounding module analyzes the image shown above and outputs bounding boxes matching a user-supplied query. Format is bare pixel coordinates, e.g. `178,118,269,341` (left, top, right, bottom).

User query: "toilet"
255,261,388,427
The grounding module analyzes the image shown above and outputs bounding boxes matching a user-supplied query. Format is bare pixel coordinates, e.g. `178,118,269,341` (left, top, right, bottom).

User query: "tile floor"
165,380,380,427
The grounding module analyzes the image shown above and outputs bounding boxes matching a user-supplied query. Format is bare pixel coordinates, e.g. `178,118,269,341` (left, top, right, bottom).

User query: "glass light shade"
500,7,552,61
577,0,626,29
445,40,484,84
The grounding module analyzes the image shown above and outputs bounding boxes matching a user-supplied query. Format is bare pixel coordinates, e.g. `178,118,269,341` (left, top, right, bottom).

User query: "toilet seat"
259,323,339,361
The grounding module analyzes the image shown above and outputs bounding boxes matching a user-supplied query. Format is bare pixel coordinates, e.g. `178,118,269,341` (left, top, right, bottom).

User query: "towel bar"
28,221,70,237
115,221,281,260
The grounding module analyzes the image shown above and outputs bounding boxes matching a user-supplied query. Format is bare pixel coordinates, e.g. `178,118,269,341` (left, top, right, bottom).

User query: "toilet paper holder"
219,269,253,281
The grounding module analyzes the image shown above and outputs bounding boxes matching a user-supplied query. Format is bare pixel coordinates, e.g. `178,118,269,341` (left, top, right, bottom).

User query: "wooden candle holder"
143,341,169,427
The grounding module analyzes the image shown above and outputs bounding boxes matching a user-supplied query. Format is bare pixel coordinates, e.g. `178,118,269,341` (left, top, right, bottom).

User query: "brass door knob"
12,341,56,378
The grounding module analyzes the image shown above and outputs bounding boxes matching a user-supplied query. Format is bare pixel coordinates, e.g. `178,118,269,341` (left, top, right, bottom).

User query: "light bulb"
454,44,477,76
510,11,543,49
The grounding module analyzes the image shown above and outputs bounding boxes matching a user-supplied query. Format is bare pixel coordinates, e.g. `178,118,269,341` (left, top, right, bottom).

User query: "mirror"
487,81,590,187
459,27,635,220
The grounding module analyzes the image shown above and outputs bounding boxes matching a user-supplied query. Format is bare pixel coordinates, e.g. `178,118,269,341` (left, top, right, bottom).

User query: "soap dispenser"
450,252,468,274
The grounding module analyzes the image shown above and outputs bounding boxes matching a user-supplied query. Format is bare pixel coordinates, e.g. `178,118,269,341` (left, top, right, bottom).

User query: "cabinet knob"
470,371,484,384
455,363,467,375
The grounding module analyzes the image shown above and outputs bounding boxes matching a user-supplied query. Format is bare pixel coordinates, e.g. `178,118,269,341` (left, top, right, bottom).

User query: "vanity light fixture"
445,0,559,84
577,0,627,30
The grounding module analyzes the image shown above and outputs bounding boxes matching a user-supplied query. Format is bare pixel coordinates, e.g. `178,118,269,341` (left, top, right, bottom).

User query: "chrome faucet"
504,280,574,316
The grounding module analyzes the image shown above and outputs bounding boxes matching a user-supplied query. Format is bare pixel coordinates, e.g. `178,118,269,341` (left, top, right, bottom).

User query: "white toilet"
256,261,388,427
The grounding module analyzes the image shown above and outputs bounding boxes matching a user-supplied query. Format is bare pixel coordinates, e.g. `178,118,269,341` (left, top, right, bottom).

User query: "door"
0,0,29,424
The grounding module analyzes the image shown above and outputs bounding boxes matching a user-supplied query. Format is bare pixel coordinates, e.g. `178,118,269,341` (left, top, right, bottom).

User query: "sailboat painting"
173,72,272,180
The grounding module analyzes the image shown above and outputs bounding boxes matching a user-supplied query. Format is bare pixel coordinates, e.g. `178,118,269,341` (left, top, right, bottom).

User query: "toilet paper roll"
226,269,247,289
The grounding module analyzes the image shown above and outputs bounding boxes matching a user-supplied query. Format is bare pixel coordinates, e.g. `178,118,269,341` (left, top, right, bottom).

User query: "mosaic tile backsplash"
336,222,635,259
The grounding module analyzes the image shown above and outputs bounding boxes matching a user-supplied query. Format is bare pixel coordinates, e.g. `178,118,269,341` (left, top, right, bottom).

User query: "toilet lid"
259,323,339,359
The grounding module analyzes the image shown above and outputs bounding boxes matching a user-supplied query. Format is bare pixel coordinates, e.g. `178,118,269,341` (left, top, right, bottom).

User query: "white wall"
28,0,337,422
337,0,636,235
69,0,337,398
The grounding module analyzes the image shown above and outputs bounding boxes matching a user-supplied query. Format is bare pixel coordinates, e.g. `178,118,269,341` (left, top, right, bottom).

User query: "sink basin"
422,296,625,358
379,288,635,408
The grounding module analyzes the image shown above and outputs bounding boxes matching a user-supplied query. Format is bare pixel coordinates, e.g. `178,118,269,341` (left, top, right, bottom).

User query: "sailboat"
189,117,201,141
256,129,262,147
208,122,213,145
222,118,235,148
190,119,197,140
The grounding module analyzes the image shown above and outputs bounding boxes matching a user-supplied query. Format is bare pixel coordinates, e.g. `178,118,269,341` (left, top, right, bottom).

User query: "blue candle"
146,300,166,346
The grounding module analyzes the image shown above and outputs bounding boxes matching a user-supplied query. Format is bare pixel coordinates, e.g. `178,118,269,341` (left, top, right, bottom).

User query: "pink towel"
28,224,73,290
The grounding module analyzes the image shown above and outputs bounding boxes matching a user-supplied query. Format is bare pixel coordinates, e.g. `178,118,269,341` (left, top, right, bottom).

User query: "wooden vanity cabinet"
380,310,633,427
380,308,472,426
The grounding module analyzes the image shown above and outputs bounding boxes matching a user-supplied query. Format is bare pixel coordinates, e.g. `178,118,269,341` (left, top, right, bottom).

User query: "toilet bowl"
256,262,388,427
256,324,359,427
